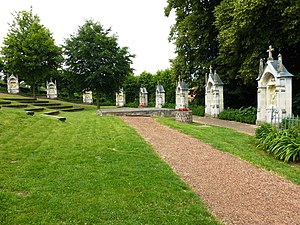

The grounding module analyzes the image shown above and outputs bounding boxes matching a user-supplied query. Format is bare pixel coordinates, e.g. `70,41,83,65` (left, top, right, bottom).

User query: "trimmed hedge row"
256,123,300,163
218,106,257,124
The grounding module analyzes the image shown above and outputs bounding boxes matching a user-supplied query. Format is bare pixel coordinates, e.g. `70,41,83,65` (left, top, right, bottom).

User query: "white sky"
0,0,176,75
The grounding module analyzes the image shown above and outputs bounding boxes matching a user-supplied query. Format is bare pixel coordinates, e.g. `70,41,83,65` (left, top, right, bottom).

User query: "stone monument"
155,83,165,108
83,90,93,104
256,46,293,124
46,81,57,99
139,87,148,107
116,88,126,107
7,75,19,94
175,79,188,109
205,66,224,117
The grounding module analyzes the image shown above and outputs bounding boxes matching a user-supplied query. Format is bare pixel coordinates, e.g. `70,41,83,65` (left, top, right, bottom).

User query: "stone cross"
267,45,274,61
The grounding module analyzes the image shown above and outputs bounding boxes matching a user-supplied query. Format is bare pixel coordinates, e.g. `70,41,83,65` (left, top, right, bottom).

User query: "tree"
165,0,221,83
215,0,300,82
214,0,300,108
154,69,177,104
123,73,140,104
64,20,134,109
1,8,62,98
0,58,4,72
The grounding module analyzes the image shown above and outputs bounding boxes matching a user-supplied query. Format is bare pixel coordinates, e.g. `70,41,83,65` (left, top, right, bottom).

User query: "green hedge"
162,103,176,109
189,105,205,116
218,106,257,124
256,123,300,162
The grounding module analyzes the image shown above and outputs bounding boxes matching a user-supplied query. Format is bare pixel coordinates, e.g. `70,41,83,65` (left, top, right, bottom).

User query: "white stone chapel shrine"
155,83,165,108
175,79,189,109
205,66,224,117
7,75,19,94
256,46,293,124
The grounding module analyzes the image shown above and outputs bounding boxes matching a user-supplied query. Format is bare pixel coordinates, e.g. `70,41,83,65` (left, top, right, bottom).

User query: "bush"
162,103,176,109
256,125,300,163
189,105,205,116
218,106,257,124
125,101,139,108
255,123,273,140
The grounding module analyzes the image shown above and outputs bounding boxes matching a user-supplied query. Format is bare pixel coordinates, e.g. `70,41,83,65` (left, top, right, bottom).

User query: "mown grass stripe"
0,108,220,225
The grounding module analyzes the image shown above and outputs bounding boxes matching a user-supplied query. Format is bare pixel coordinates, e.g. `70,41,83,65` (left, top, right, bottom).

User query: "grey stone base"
100,107,177,117
175,111,193,123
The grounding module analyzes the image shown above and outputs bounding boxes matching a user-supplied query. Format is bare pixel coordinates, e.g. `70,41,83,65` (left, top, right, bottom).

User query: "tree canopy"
214,0,300,82
166,0,300,109
165,0,221,81
64,20,134,109
1,8,62,97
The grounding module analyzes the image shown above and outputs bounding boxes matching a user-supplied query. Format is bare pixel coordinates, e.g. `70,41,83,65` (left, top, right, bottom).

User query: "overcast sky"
0,0,176,75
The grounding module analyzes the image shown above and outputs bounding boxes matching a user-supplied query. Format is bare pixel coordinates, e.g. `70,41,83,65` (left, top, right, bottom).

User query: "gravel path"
121,116,300,225
193,116,258,135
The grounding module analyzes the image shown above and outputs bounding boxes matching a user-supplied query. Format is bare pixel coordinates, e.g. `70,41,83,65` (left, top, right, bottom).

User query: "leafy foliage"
214,0,300,83
167,0,300,109
63,20,134,109
1,8,62,97
165,0,221,82
189,101,205,116
256,126,300,163
124,69,176,106
218,106,257,124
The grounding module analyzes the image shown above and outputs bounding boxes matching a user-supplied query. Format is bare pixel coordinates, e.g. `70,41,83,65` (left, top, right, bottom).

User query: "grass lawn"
156,117,300,185
0,105,220,224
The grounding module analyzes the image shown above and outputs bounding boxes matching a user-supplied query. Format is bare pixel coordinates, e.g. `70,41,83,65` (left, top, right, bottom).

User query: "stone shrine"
175,80,189,109
155,83,165,108
83,90,93,104
205,66,224,117
46,81,57,99
256,46,293,124
139,87,148,107
116,88,126,107
7,75,19,94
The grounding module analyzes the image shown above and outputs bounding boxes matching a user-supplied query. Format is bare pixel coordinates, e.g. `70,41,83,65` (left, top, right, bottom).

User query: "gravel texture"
193,116,258,135
121,116,300,225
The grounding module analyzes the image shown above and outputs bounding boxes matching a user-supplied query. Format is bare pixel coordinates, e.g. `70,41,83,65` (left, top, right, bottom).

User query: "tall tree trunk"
31,83,36,99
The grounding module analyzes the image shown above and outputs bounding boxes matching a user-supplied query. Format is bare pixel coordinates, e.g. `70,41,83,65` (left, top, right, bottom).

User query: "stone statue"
278,53,283,73
267,45,274,61
209,65,213,75
259,58,264,75
214,70,218,83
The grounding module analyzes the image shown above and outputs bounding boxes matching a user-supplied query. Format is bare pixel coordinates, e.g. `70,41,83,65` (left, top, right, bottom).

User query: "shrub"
256,125,300,163
189,105,205,116
255,123,273,140
162,103,176,109
125,101,139,108
218,106,257,124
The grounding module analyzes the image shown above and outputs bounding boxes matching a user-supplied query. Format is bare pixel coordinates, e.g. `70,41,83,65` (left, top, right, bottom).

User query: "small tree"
1,8,62,97
64,20,134,109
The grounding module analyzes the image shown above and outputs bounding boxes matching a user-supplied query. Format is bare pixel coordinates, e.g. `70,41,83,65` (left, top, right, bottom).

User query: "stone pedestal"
175,111,193,123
